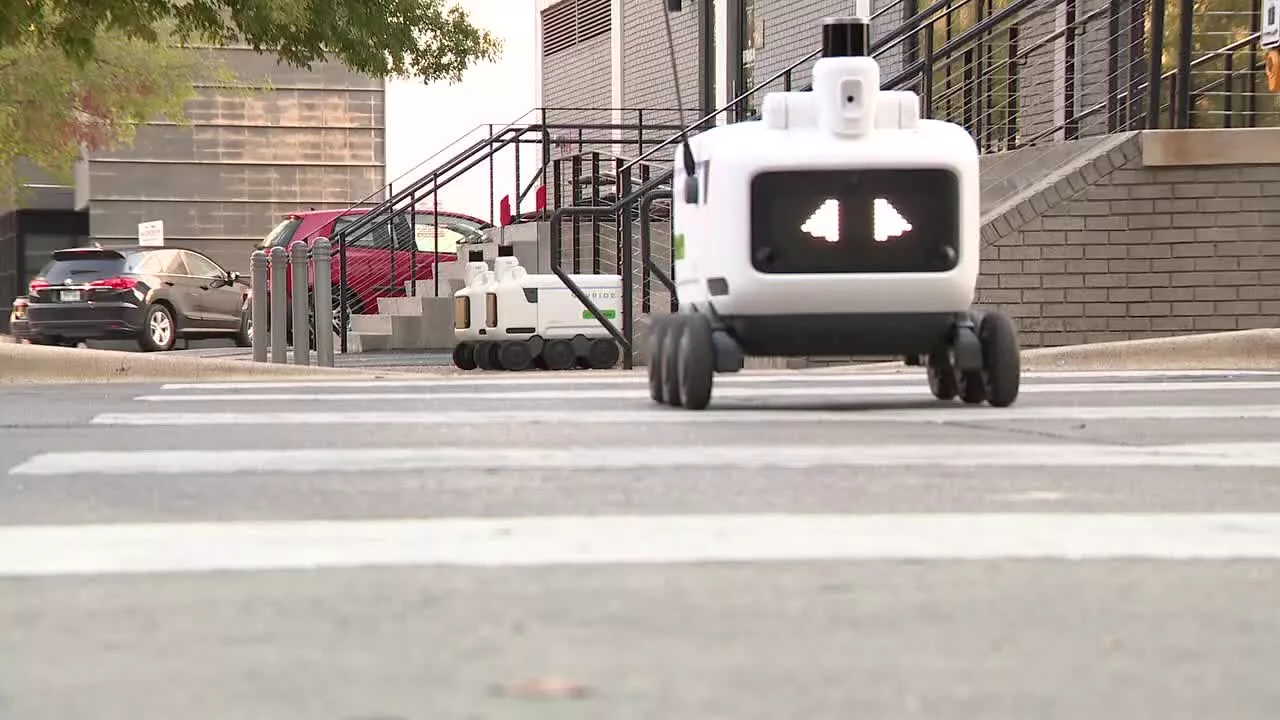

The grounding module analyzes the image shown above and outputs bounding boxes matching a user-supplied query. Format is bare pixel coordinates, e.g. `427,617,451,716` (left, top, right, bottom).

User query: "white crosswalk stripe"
5,368,1280,577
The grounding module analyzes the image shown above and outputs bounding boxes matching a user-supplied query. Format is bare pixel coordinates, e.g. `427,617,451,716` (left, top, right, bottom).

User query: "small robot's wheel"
480,342,505,370
542,339,576,371
586,338,620,369
925,349,957,401
677,313,715,410
452,342,477,371
498,341,534,372
977,311,1021,407
660,314,689,406
957,370,986,404
647,316,669,403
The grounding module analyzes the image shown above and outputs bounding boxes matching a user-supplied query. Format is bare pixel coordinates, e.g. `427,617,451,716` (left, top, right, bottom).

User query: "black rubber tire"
233,305,252,348
498,341,534,372
926,349,957,401
137,303,177,352
958,370,986,404
542,339,576,371
677,313,715,410
661,315,687,406
647,316,668,403
978,311,1022,407
586,338,620,369
474,342,496,370
452,342,477,370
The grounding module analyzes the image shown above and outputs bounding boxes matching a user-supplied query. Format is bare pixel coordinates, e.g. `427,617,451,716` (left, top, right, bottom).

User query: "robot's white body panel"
452,256,623,342
485,272,624,341
453,262,494,342
671,56,980,318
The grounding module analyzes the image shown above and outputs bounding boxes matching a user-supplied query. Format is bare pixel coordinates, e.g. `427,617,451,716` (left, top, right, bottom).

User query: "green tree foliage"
0,0,502,83
0,31,229,200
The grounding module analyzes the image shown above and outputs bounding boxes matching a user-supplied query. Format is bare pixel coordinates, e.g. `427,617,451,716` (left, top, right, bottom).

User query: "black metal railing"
326,108,685,352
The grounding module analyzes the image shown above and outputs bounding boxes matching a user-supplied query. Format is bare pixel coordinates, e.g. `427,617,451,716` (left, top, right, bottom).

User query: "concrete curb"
0,342,400,384
807,328,1280,374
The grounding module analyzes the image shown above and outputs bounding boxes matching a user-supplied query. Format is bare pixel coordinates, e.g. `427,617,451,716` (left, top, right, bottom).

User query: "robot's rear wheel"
586,338,620,369
498,341,533,372
452,342,477,371
542,339,576,371
677,313,715,410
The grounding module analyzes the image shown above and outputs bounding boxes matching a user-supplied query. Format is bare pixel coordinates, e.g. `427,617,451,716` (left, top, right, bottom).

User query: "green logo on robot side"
582,309,618,319
673,233,685,260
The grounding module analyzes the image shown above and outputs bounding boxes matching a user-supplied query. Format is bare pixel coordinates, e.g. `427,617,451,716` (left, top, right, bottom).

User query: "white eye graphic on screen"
801,199,840,243
873,198,912,242
801,198,914,243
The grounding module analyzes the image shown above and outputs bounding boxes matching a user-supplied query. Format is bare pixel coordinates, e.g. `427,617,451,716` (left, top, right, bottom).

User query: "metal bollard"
312,238,334,368
290,241,311,366
250,250,269,363
269,246,288,364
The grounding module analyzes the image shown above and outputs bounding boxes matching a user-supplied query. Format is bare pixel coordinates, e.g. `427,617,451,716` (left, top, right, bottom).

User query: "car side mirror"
228,271,241,284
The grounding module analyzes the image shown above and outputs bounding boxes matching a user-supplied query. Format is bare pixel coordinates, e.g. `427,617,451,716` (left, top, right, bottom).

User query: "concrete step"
377,295,439,316
347,332,394,353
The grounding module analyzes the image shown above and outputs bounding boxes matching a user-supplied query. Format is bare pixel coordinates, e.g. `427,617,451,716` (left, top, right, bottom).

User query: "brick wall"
978,132,1280,347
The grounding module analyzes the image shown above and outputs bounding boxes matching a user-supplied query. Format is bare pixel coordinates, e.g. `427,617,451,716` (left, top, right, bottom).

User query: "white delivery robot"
452,245,626,371
648,15,1021,410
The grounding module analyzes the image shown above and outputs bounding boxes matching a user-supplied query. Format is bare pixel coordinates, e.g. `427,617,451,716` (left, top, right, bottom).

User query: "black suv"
23,245,251,351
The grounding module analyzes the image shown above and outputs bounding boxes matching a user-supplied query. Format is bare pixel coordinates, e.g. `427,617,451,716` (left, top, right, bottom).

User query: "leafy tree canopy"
0,31,221,200
0,0,501,83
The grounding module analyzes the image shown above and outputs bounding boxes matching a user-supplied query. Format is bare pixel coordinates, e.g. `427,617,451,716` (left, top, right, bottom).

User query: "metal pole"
269,246,288,364
1174,0,1193,128
250,250,268,363
312,238,334,368
1146,0,1166,129
290,242,310,366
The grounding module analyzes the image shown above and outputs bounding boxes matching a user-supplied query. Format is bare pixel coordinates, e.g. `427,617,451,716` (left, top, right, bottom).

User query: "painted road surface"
1,369,1280,720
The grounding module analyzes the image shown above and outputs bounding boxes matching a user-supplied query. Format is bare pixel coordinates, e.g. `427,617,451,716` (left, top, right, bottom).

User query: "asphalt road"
2,367,1280,720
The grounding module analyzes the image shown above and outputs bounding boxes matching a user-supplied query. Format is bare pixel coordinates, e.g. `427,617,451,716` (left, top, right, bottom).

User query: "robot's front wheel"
977,311,1021,407
475,342,502,371
676,313,715,410
660,315,688,406
647,317,668,404
926,349,957,401
452,342,477,371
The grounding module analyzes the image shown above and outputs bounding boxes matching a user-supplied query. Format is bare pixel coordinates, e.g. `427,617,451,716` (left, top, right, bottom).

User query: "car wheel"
234,305,252,347
138,303,177,352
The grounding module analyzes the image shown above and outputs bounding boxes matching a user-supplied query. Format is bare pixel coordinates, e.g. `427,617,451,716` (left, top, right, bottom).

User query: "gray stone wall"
543,35,613,127
84,47,386,273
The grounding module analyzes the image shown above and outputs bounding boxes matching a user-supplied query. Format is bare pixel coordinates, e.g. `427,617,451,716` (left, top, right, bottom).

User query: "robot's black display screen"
750,168,960,274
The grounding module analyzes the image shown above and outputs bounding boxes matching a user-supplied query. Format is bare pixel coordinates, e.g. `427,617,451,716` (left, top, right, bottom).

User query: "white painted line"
3,513,1280,577
132,380,1280,403
158,369,1280,391
13,443,1280,477
89,404,1280,427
